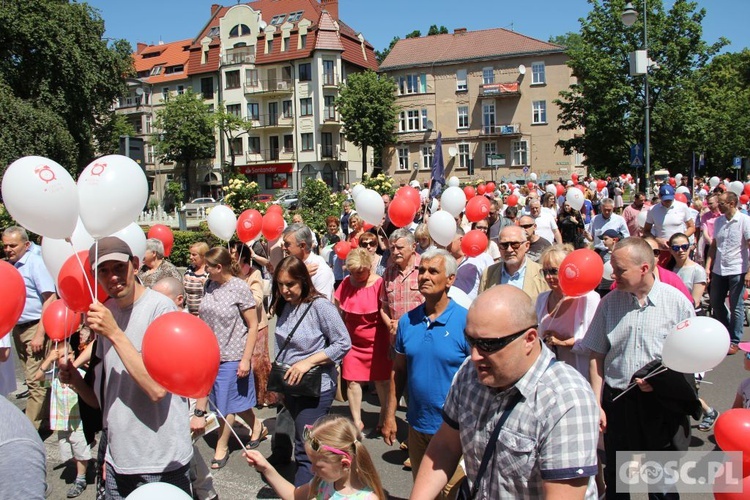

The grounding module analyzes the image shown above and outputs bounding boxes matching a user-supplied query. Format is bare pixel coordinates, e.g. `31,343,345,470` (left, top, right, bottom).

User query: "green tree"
93,113,137,156
214,102,253,173
154,90,216,202
0,1,133,172
427,25,449,36
376,28,440,64
555,0,726,178
295,178,346,235
336,70,398,175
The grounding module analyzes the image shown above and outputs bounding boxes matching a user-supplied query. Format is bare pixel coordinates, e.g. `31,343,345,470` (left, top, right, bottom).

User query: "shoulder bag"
267,300,323,398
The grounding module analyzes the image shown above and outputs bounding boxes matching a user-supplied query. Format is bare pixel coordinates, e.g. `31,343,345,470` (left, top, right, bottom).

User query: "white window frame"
482,67,494,85
456,69,467,91
482,102,496,134
532,100,547,124
531,61,546,85
512,140,529,166
399,74,420,95
421,145,433,170
301,133,314,151
407,110,420,131
457,106,469,129
397,147,410,171
421,109,428,130
484,142,497,167
458,143,470,169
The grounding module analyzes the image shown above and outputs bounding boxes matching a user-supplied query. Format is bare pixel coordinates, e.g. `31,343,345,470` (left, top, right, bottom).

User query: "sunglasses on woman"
671,244,690,252
464,325,537,353
360,240,378,248
303,425,352,460
541,268,559,276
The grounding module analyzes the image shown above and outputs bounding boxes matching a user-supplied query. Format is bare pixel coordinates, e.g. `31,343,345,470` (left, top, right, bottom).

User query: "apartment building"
379,27,584,186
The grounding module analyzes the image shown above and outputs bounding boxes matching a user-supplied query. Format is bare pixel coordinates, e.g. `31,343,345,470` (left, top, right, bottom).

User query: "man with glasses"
518,215,551,263
479,226,548,302
282,223,334,300
411,285,599,499
583,237,695,499
382,248,469,498
591,198,630,257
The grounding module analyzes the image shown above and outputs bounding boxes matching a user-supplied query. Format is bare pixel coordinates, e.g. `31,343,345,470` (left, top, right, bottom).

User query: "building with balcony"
379,27,584,186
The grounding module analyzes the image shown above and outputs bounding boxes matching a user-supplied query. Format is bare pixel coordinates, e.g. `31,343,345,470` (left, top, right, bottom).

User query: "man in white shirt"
528,200,561,244
590,199,630,256
282,224,334,301
644,184,695,266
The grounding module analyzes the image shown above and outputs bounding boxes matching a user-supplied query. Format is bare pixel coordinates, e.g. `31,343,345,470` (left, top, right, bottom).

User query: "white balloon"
125,482,192,500
41,217,95,281
351,184,365,201
111,223,147,261
709,176,720,188
566,188,584,211
427,210,457,247
78,155,148,238
2,156,79,239
207,205,237,241
546,184,557,195
448,286,473,309
589,181,597,191
636,209,649,229
355,189,384,226
440,186,467,217
675,173,683,182
447,176,460,187
729,181,744,196
602,261,614,280
661,316,729,373
429,198,439,214
529,172,538,181
675,186,690,195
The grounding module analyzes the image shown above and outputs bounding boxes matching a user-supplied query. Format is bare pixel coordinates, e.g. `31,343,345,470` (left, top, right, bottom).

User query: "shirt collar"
502,258,527,279
14,247,33,267
421,299,458,327
501,342,553,400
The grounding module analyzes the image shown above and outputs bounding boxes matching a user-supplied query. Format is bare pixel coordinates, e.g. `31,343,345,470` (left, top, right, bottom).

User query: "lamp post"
622,0,651,196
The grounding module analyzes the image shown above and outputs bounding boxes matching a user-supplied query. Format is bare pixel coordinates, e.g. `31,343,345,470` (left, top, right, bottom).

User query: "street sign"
733,157,742,170
522,166,530,174
489,154,506,166
630,144,644,168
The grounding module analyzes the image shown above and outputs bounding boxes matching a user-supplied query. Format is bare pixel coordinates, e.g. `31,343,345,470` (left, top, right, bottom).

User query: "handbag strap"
274,300,316,362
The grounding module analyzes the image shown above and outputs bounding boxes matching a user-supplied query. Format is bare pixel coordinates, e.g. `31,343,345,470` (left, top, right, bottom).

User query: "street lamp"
622,0,651,195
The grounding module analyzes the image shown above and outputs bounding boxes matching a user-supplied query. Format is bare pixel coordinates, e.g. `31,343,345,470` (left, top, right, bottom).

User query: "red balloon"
674,193,688,203
261,212,285,241
236,209,263,243
558,249,604,297
741,194,750,205
463,185,476,200
57,251,109,313
527,182,535,190
461,230,488,257
669,177,676,187
571,173,579,183
388,196,417,228
465,196,491,222
42,300,82,342
147,224,174,257
744,184,750,197
597,180,606,191
395,186,421,212
142,312,220,398
477,184,487,195
334,241,352,260
0,261,26,337
266,204,284,215
362,223,374,231
485,182,497,193
714,474,750,499
715,409,750,458
506,194,519,207
556,184,565,197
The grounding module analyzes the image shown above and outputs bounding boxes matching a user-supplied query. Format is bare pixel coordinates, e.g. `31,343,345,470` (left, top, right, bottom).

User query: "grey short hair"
601,198,615,206
152,276,185,301
420,248,458,277
2,225,28,242
282,223,313,249
145,238,165,259
389,228,415,246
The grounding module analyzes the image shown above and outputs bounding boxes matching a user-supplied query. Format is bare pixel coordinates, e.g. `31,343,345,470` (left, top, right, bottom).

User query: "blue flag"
430,132,445,199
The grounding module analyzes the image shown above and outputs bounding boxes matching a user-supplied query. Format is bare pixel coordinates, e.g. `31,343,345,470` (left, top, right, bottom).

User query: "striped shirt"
379,254,424,321
582,281,695,390
183,266,208,316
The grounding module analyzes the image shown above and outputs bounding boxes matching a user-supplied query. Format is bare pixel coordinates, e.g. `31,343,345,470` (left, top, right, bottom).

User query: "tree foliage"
214,103,253,173
94,113,137,156
295,178,347,235
154,90,216,201
0,0,133,173
376,26,448,64
555,0,726,177
336,70,398,175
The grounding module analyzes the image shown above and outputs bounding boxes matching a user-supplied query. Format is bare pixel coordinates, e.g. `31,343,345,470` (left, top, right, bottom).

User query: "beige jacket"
479,257,549,303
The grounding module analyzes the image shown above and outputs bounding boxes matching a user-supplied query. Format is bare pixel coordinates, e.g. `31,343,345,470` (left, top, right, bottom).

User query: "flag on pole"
429,132,445,199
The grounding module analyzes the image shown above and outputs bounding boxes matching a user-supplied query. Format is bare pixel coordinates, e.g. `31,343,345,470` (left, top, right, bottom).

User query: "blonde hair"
190,241,209,256
345,247,372,271
307,415,385,500
414,223,430,243
539,243,574,269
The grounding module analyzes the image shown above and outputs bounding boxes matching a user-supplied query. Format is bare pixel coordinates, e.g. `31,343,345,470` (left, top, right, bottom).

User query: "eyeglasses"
464,325,537,353
671,244,690,252
360,240,378,248
498,241,526,250
541,268,559,276
303,425,352,461
519,224,535,229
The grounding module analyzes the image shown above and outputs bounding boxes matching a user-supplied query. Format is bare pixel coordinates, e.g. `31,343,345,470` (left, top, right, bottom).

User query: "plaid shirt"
50,374,83,431
443,346,600,499
379,254,424,321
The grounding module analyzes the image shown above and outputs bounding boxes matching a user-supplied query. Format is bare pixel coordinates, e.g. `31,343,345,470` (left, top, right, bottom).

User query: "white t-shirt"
646,201,691,239
0,335,16,397
305,252,335,301
712,211,750,276
533,212,559,244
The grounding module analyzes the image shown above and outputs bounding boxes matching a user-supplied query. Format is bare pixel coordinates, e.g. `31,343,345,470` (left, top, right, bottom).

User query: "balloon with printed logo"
57,251,108,313
388,196,417,228
147,224,174,257
440,186,467,217
334,241,351,260
0,261,26,337
558,249,603,297
566,188,585,211
42,300,82,342
465,195,491,223
395,186,421,212
236,210,263,243
447,176,460,187
112,222,147,262
206,205,236,241
427,210,457,247
461,230,488,257
356,189,385,226
506,194,519,207
42,217,96,282
729,181,745,196
1,156,79,239
485,182,496,194
674,193,688,204
463,185,476,200
661,316,729,373
78,155,148,238
476,184,487,195
261,211,285,241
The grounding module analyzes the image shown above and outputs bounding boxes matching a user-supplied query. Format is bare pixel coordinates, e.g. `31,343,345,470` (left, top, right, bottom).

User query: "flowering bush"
295,178,346,235
223,175,264,214
360,172,395,197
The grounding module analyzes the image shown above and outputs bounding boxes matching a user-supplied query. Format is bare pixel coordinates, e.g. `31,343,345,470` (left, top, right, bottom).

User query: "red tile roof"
133,38,192,84
379,28,564,71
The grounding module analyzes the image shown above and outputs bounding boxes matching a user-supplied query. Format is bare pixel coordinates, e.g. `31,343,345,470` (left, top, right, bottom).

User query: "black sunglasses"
519,224,535,229
360,240,378,247
541,268,559,276
464,325,537,353
499,241,526,250
671,244,690,252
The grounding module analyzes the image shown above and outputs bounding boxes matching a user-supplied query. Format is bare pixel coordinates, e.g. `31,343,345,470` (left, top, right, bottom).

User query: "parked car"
184,197,219,216
252,194,274,203
274,191,299,210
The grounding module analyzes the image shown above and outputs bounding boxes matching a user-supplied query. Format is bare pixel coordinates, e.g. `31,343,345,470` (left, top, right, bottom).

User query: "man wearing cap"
590,199,630,258
644,184,695,267
59,236,193,498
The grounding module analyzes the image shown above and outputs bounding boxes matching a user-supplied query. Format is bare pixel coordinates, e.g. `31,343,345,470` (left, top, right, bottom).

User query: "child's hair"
414,223,431,246
307,415,385,499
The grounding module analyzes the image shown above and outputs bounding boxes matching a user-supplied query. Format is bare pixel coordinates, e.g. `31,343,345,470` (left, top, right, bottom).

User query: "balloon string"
69,241,96,302
207,399,246,451
94,240,99,303
612,363,668,402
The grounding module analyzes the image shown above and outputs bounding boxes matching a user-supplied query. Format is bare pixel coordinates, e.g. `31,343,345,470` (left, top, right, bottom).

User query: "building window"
323,60,335,85
165,65,184,74
288,11,303,23
283,134,294,152
421,145,433,170
456,69,467,91
270,14,286,25
229,24,251,37
230,137,243,155
397,147,410,171
247,102,259,120
407,110,420,131
245,69,259,87
282,100,293,118
301,133,314,151
532,62,546,85
322,132,334,158
226,104,241,117
162,87,169,100
532,100,547,124
399,109,428,132
512,140,529,166
482,102,496,134
300,97,313,116
458,143,470,169
145,115,152,134
421,109,429,130
177,85,184,95
283,38,290,52
248,137,260,154
201,77,214,99
299,63,312,81
225,70,240,89
484,142,497,167
300,34,307,48
482,67,494,85
150,65,163,76
266,39,273,54
324,95,336,120
266,173,291,189
339,133,346,151
398,74,425,95
457,106,469,129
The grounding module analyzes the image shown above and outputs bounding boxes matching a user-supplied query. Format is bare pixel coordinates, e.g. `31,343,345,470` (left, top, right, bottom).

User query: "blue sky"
86,0,747,55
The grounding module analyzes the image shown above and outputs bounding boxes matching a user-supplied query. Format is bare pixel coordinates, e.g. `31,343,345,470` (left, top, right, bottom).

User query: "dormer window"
150,65,163,76
229,24,251,38
287,11,302,23
270,15,286,25
207,26,220,37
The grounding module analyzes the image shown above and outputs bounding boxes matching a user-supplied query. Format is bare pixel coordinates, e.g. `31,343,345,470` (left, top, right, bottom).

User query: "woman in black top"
557,202,586,249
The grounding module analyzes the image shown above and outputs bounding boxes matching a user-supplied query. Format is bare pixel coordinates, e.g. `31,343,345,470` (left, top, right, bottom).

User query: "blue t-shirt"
395,300,470,434
583,199,594,224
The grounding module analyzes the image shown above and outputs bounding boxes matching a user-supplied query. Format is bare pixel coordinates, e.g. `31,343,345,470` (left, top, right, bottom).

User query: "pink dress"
334,277,392,381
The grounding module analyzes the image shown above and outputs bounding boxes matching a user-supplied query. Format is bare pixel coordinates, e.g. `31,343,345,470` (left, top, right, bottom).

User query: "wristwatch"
193,408,207,418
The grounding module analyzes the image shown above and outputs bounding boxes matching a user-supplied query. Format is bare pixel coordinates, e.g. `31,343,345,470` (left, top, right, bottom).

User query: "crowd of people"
2,172,750,499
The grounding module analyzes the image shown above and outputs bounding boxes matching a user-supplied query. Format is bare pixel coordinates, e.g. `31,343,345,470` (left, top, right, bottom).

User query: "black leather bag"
266,300,322,398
